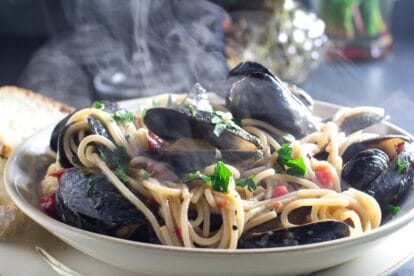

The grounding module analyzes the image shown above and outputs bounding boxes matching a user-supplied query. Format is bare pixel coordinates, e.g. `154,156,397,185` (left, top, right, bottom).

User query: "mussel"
238,220,351,248
226,72,319,139
227,61,314,111
143,106,262,175
55,168,157,241
333,106,386,135
341,135,414,210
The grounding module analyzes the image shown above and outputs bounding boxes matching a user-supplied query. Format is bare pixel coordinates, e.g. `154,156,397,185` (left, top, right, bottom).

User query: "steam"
19,0,229,105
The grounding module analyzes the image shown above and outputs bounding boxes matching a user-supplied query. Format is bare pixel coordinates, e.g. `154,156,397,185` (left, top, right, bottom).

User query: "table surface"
1,37,414,275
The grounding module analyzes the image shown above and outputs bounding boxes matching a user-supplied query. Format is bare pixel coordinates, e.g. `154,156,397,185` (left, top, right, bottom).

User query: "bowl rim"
4,98,414,255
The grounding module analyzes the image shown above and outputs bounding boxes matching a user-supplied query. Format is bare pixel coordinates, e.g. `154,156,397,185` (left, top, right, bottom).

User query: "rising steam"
19,0,229,105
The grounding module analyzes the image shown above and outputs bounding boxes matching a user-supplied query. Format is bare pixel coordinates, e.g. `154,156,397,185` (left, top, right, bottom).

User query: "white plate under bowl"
4,96,414,275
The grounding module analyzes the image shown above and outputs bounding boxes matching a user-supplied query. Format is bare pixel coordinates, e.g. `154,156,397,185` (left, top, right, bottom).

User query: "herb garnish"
210,161,232,193
142,171,152,180
211,114,228,137
235,175,257,192
178,162,233,193
93,101,104,109
116,168,129,184
387,204,401,214
178,171,211,183
276,144,307,176
86,175,98,196
99,146,130,185
113,110,135,123
396,158,409,173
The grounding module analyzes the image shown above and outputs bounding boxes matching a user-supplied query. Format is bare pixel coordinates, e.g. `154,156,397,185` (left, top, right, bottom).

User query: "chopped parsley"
116,168,129,184
183,104,197,116
396,158,409,173
233,117,242,127
86,175,98,196
235,175,257,192
387,204,401,214
211,114,228,137
142,171,152,180
113,110,135,123
178,171,210,183
210,161,232,193
276,143,307,176
92,101,104,109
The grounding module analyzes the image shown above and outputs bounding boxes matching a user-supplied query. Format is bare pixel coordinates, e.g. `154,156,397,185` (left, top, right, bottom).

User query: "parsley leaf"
235,175,257,192
213,122,227,137
396,158,409,173
86,175,98,196
113,110,135,123
286,157,306,176
178,171,211,183
183,104,197,116
387,204,401,214
210,161,232,193
142,171,152,180
115,168,129,184
277,144,293,166
277,143,306,176
233,117,242,127
93,101,104,109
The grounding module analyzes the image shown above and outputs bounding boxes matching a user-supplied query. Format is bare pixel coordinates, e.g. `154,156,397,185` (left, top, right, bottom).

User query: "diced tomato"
396,142,406,154
147,131,168,151
147,197,159,209
48,168,66,182
146,162,178,181
272,186,289,198
315,165,334,188
175,227,183,241
40,192,57,217
272,201,283,212
216,198,228,209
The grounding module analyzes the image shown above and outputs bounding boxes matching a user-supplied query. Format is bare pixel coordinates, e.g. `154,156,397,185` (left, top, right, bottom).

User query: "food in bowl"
41,62,413,249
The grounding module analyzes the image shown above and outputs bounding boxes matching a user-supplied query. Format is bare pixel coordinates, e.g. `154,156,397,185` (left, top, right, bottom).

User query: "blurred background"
0,0,413,122
0,0,413,273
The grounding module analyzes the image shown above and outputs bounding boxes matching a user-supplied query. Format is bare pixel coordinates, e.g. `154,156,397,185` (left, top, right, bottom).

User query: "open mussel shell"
226,72,319,139
55,168,154,240
238,220,351,249
143,107,261,150
334,107,386,135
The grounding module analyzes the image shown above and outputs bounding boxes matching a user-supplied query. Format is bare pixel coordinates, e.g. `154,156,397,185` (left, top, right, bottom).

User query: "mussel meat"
238,220,350,248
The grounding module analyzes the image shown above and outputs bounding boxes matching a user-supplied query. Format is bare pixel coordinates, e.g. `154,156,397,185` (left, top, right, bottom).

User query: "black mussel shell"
337,107,385,135
367,150,414,209
50,112,73,152
342,135,411,163
55,168,152,239
226,72,319,139
238,220,350,249
228,61,273,78
143,107,261,150
342,149,389,191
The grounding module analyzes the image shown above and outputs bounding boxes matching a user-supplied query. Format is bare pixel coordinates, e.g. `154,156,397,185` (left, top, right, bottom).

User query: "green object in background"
321,0,387,39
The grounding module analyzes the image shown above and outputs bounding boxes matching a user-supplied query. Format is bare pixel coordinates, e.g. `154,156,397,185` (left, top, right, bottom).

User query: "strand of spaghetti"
243,126,270,157
244,210,277,232
218,209,230,249
271,174,320,189
160,199,181,246
180,189,192,247
127,177,151,198
190,200,205,227
93,153,165,244
204,189,217,208
242,118,285,138
191,185,206,204
189,225,224,246
346,188,381,228
77,135,117,167
142,178,182,197
228,210,238,249
160,226,174,246
281,198,349,227
243,192,298,210
245,205,274,221
253,168,276,184
202,198,211,237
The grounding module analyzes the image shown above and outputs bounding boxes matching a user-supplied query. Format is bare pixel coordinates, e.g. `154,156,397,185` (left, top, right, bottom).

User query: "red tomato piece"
216,198,228,209
315,165,334,188
272,186,289,198
175,227,183,241
147,131,167,151
49,168,66,182
39,192,57,217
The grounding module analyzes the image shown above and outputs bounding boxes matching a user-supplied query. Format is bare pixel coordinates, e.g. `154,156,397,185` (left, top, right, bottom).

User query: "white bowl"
4,98,414,275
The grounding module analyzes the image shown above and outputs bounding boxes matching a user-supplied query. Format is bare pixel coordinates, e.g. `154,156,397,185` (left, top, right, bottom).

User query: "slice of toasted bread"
0,86,74,239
